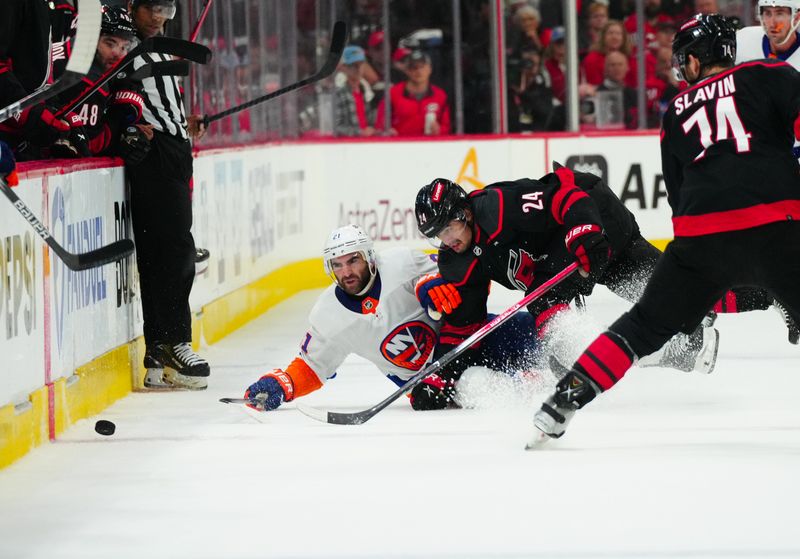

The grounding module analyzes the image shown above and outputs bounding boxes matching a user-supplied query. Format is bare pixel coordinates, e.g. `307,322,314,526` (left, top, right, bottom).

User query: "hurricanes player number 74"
680,95,752,159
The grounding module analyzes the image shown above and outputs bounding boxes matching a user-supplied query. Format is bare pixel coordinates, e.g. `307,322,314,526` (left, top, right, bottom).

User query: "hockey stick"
127,60,191,81
0,176,134,271
294,262,581,425
189,0,214,42
202,21,347,127
0,0,102,122
54,37,211,118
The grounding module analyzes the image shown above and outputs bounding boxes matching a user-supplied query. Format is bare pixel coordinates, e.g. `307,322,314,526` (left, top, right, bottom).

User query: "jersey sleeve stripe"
487,188,504,241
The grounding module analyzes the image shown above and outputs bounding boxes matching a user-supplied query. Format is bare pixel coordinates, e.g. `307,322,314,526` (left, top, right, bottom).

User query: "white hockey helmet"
758,0,800,44
322,224,377,282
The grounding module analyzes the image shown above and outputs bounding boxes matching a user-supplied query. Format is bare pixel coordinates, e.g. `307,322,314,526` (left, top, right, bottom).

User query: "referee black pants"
612,221,800,358
128,131,196,346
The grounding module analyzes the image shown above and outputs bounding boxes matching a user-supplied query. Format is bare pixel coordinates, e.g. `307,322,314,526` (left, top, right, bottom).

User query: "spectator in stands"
509,47,565,132
693,0,719,15
581,20,633,86
623,0,673,54
580,2,610,57
655,19,677,49
362,30,410,108
543,26,567,102
596,51,637,129
333,46,376,137
653,45,681,119
375,50,451,136
511,5,545,52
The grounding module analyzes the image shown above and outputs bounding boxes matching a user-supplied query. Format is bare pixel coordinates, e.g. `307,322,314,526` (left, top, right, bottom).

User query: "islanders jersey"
736,26,800,66
300,247,440,385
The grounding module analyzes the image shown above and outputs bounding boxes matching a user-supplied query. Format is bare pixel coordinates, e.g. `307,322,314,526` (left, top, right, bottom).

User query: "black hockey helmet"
101,6,137,39
415,178,469,238
672,14,737,83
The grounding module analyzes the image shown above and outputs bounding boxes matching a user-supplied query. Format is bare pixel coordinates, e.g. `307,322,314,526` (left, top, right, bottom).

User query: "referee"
125,0,210,389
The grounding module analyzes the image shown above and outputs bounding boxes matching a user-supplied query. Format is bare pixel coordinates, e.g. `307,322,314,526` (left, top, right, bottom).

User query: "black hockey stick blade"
220,398,252,405
295,262,581,425
0,177,134,271
127,60,191,81
151,36,213,64
203,21,347,126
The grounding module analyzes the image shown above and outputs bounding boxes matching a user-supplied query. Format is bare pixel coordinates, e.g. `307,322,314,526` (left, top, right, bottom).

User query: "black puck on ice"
94,420,116,436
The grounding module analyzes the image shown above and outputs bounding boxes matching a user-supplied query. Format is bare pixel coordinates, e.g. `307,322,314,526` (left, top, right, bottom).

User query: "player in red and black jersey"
415,170,720,383
528,14,800,447
51,6,146,159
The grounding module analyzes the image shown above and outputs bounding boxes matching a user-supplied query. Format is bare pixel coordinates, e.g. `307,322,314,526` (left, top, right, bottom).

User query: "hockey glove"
409,372,459,411
564,224,610,278
62,112,91,157
118,125,151,166
243,369,295,411
18,104,71,147
415,273,462,316
0,140,17,186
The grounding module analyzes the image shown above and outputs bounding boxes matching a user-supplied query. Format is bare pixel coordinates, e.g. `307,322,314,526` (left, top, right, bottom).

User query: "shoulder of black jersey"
470,185,505,243
438,248,481,287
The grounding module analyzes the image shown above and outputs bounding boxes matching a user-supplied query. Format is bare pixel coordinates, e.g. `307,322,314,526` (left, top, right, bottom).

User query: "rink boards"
0,130,667,466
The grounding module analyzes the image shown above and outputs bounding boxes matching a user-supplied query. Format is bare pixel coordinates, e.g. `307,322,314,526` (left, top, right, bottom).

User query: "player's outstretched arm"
243,358,323,411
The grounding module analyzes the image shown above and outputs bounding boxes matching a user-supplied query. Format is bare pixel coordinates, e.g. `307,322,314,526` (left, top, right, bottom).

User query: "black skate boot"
142,345,170,389
148,342,210,390
526,357,602,449
773,300,799,345
638,326,719,374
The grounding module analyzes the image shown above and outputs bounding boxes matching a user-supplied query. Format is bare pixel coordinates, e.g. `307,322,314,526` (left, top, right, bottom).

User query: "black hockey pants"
128,131,196,346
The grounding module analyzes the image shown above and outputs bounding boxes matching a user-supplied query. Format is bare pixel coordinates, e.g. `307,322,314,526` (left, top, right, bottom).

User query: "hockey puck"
94,420,116,436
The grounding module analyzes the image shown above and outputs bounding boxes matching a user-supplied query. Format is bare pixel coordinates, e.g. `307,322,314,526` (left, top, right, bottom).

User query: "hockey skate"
526,357,601,450
773,300,799,345
638,326,719,374
142,343,210,390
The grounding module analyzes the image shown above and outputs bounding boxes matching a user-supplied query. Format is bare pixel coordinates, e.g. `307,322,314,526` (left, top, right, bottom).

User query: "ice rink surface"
1,286,798,559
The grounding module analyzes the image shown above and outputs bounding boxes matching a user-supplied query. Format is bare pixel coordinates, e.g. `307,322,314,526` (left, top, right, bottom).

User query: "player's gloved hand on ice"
118,125,151,166
0,140,18,186
19,104,71,147
409,372,459,410
415,273,462,317
564,224,610,278
244,369,295,411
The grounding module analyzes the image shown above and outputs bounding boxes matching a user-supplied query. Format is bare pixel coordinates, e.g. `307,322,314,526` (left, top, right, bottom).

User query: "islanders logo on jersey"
380,321,437,370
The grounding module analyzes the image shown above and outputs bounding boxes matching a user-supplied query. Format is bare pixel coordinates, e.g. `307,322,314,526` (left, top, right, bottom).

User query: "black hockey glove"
62,112,91,157
19,104,71,147
409,372,460,411
118,125,151,166
564,224,610,279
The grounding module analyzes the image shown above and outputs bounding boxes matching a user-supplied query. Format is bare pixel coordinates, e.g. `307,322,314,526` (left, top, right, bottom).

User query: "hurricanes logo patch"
507,248,537,291
380,321,437,370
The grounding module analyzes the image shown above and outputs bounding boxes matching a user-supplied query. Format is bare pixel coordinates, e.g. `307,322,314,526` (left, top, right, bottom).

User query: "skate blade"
163,368,208,390
524,429,553,451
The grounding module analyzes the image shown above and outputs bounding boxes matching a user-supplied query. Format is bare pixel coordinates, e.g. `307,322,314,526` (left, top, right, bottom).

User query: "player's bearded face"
330,252,371,295
96,35,137,71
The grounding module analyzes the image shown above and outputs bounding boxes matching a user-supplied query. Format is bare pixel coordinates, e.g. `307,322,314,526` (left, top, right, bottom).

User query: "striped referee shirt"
132,52,188,140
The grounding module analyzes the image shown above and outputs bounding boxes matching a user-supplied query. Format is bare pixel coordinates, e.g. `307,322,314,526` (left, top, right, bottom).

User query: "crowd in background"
0,0,755,160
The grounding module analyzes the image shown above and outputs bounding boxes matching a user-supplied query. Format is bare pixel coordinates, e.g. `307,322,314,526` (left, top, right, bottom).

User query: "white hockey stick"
0,0,102,122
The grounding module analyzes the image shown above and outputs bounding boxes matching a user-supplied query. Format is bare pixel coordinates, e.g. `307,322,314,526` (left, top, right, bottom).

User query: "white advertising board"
0,176,45,404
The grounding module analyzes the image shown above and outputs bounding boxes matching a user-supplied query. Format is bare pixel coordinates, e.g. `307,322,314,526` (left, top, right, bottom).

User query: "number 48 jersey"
661,59,800,237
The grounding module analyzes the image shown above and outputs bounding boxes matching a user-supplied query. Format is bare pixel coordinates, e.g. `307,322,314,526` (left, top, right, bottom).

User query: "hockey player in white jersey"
735,2,800,344
736,0,800,64
243,224,540,411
